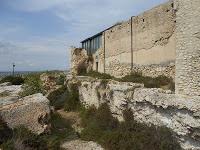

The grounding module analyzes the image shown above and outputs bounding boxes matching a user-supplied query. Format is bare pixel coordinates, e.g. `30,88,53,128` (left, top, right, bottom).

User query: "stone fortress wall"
71,0,200,96
95,1,176,78
175,0,200,96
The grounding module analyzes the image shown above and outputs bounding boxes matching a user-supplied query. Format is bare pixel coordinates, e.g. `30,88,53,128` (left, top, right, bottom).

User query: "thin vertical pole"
131,17,133,72
12,63,15,76
104,32,106,73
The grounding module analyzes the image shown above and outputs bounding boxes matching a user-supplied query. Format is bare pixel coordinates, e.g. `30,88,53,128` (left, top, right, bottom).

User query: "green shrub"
44,112,77,149
48,83,80,111
120,72,175,91
0,76,24,85
0,117,13,145
80,105,181,150
82,71,114,80
0,126,48,150
48,86,69,110
56,74,65,85
20,74,44,97
64,83,81,111
80,103,118,142
0,113,77,150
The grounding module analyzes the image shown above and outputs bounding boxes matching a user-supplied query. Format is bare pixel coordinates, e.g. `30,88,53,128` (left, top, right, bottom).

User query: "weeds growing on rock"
20,74,45,97
48,83,80,111
48,85,69,110
120,72,175,91
0,113,77,150
0,76,24,85
82,71,114,80
64,83,80,111
80,104,181,150
82,71,175,91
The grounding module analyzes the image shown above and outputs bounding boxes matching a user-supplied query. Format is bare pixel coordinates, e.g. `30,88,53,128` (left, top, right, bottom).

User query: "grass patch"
64,83,80,111
81,71,114,80
81,71,175,91
0,117,13,145
20,73,45,97
120,72,175,91
80,104,181,150
0,113,77,150
48,86,69,110
0,91,10,97
48,83,80,111
0,76,24,85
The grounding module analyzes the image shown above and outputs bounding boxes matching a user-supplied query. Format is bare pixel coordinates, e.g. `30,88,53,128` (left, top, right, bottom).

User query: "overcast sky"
0,0,167,71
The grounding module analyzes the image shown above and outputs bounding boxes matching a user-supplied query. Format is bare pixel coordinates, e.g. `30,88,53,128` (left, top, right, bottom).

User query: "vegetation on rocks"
81,71,114,79
48,83,80,111
81,71,175,91
0,113,77,150
0,76,24,85
120,72,175,91
80,103,181,150
20,74,45,97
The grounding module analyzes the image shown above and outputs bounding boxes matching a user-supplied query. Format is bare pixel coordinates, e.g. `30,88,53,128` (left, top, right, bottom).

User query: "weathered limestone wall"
104,20,132,77
103,1,176,78
70,47,92,75
175,0,200,96
75,77,200,150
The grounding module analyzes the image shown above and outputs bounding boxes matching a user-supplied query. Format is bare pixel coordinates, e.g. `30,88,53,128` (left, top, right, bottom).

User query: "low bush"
81,71,174,91
64,83,81,111
0,117,13,145
0,113,77,150
0,76,24,85
82,71,114,80
48,83,80,111
56,74,65,85
48,86,69,110
80,104,181,150
20,74,45,97
120,72,175,91
43,112,77,149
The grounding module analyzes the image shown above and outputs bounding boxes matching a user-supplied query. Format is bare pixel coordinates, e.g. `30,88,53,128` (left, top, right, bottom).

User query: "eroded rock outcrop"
0,83,22,106
0,83,50,134
61,140,104,150
75,76,200,150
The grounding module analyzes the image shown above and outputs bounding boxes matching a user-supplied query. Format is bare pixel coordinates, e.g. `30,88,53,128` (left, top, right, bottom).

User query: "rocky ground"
61,140,104,150
0,82,50,134
0,80,103,149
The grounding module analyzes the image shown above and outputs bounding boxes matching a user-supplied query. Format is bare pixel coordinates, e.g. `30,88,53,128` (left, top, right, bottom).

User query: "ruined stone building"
71,0,200,97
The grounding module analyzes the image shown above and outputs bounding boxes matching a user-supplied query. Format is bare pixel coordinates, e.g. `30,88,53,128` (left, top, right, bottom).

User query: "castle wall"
104,20,132,77
175,0,200,96
102,1,176,78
